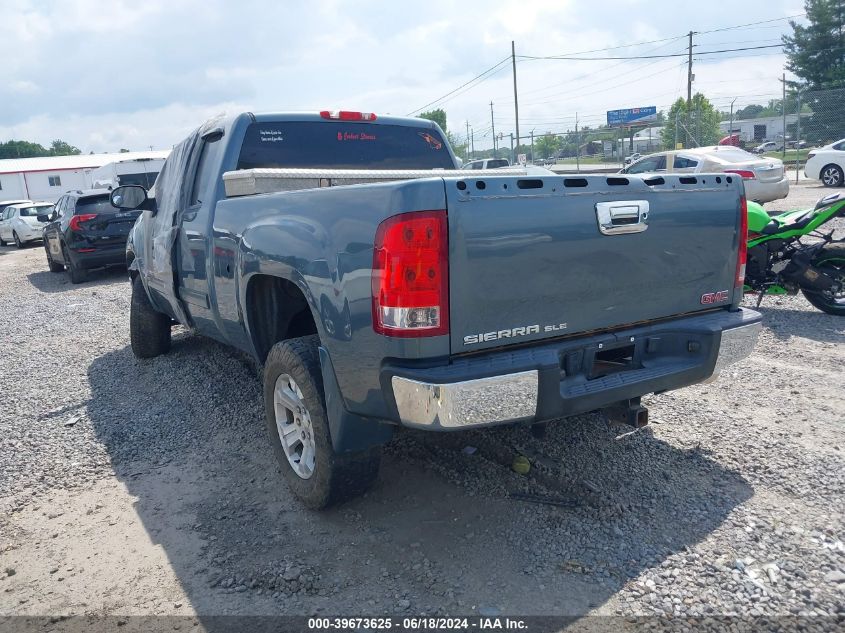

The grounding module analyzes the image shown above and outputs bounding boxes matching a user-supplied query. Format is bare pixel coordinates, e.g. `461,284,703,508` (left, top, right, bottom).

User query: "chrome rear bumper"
391,371,538,430
708,321,762,378
390,313,761,429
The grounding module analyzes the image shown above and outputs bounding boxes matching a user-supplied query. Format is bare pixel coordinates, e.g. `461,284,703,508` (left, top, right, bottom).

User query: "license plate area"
589,343,639,379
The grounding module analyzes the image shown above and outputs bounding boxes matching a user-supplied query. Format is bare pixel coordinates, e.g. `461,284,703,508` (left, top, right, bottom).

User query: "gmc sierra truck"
109,111,762,508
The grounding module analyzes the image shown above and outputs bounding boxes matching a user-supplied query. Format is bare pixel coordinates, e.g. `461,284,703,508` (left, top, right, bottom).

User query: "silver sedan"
621,146,789,203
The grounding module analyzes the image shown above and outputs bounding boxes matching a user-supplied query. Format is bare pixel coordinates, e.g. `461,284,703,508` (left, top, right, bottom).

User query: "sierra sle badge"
463,322,568,346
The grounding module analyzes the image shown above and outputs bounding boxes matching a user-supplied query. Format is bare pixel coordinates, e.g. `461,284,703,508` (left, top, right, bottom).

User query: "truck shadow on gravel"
85,335,753,623
26,266,128,293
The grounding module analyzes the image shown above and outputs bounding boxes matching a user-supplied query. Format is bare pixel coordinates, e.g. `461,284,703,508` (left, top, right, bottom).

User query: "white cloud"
1,0,804,151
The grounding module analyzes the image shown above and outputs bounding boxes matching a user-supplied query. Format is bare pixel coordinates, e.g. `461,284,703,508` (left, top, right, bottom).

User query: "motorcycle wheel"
801,243,845,316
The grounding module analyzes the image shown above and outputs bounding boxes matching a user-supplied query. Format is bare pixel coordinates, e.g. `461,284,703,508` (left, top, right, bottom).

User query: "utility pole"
686,31,695,109
512,41,520,155
530,129,535,163
490,101,496,158
509,132,514,164
575,113,580,173
687,31,695,148
729,97,737,145
466,120,471,160
779,72,787,158
471,129,475,156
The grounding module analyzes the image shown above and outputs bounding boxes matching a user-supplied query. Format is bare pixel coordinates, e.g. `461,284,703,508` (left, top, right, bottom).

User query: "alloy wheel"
273,373,317,479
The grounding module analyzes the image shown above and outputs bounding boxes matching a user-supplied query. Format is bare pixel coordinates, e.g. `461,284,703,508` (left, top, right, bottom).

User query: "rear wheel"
45,243,64,272
62,244,87,284
130,276,171,358
801,243,845,316
0,234,6,246
13,232,23,249
820,164,844,188
263,335,380,509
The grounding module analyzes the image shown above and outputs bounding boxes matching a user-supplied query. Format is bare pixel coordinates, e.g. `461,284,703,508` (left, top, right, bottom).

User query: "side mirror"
37,213,51,223
111,185,148,211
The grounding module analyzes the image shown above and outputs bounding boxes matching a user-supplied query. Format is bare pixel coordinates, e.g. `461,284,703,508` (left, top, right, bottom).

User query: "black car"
41,189,141,283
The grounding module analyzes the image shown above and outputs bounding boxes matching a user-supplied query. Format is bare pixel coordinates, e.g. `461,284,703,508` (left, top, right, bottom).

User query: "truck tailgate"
446,174,743,354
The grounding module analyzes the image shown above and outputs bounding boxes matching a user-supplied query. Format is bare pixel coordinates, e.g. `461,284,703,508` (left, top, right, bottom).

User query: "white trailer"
89,156,166,190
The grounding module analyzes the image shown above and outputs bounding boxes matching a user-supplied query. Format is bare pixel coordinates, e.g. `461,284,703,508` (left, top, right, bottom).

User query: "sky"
0,0,807,153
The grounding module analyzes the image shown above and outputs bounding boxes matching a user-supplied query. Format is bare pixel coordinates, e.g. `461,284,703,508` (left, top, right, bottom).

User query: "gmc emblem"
701,290,730,304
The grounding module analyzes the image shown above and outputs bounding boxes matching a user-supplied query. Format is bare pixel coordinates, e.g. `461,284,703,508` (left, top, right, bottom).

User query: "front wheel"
263,335,380,509
820,164,844,188
801,243,845,316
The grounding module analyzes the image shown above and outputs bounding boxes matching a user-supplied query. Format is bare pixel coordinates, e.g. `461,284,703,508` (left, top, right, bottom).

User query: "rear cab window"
75,195,115,215
236,121,455,170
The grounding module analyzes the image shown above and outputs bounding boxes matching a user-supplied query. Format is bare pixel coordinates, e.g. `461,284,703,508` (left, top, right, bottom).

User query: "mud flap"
318,347,393,453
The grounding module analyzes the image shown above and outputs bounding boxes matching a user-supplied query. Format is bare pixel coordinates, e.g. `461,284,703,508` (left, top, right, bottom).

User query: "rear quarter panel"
212,178,451,419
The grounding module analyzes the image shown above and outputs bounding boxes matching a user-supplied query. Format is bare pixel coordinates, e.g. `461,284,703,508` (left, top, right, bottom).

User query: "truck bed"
222,167,529,197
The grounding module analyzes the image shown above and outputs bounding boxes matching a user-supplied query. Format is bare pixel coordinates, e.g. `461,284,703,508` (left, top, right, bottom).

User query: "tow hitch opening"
602,398,649,428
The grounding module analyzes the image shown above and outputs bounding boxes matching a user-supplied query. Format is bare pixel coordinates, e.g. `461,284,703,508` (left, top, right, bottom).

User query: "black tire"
13,232,23,249
130,275,171,358
801,243,845,316
62,244,87,284
820,164,844,188
263,335,380,509
45,244,64,272
0,234,6,247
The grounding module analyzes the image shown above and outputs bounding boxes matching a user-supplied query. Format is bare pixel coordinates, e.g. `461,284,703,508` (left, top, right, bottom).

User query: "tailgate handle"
596,200,649,235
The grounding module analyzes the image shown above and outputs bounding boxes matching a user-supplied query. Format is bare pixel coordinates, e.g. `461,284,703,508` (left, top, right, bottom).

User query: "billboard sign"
607,106,657,127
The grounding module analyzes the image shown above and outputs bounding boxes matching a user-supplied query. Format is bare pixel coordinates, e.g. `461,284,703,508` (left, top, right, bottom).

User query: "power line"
517,43,783,61
406,57,510,116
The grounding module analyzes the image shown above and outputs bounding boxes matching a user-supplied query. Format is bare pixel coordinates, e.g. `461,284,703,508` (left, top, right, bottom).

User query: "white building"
0,150,170,203
603,126,665,157
719,114,801,143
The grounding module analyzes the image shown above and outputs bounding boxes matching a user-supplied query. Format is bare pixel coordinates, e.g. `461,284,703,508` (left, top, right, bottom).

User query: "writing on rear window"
237,121,453,170
259,129,285,143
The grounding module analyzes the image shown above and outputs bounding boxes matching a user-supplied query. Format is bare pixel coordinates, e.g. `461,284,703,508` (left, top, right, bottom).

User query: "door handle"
596,200,649,235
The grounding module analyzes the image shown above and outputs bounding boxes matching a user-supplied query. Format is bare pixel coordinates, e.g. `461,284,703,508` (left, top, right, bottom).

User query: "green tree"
784,1,845,143
534,133,560,159
50,139,81,156
0,140,50,159
783,0,845,89
417,109,448,133
661,94,721,148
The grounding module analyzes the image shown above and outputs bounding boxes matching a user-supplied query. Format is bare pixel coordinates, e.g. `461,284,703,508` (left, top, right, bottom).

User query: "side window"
833,141,845,151
56,197,67,217
627,155,666,174
673,156,699,170
190,141,214,206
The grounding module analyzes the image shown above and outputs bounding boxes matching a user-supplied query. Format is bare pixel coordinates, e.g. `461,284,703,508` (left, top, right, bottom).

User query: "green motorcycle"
745,192,845,315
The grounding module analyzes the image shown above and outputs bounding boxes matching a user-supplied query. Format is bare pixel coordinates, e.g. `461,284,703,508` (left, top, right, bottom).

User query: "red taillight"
320,110,377,122
724,169,756,180
372,210,448,337
736,196,748,289
69,213,97,231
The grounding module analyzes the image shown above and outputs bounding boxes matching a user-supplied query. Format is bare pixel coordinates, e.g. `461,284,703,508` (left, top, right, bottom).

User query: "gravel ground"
0,182,843,627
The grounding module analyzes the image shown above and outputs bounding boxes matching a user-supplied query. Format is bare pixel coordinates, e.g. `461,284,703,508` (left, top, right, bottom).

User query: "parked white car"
804,139,845,187
462,158,511,170
0,202,54,247
622,146,789,203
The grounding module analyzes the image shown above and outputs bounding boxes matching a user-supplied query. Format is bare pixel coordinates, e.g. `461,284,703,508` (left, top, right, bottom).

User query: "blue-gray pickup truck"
109,110,762,508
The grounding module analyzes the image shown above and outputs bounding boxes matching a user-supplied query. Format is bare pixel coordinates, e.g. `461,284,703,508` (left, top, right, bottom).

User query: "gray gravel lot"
0,181,843,627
